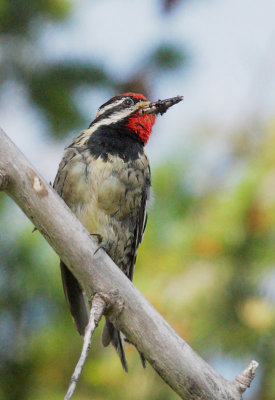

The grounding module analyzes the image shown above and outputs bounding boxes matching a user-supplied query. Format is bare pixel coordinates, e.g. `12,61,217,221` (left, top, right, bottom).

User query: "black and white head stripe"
89,95,144,129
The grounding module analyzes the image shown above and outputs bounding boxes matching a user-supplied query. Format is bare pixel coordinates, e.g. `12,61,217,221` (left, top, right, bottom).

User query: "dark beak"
140,95,183,116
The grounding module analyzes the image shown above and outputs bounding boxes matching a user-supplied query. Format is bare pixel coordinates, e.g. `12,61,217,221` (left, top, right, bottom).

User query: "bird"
53,92,183,372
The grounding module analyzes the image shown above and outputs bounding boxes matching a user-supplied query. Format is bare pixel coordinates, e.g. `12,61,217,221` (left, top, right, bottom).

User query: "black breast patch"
87,125,144,162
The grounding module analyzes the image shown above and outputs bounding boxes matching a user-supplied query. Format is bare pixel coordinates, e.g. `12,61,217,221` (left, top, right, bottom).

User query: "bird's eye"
124,98,134,106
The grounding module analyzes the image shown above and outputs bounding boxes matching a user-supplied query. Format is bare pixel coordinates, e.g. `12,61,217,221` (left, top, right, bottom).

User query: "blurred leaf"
27,63,115,136
150,44,185,70
0,0,71,35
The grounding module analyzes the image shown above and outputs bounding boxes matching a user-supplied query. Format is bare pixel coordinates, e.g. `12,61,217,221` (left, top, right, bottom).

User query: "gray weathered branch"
0,126,258,399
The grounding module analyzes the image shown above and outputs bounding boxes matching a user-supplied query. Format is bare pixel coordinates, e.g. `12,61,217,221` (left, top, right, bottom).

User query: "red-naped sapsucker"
53,93,183,371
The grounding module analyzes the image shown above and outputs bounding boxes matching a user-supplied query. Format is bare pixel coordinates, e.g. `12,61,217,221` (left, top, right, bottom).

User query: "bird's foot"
93,242,108,255
90,234,108,255
90,233,103,243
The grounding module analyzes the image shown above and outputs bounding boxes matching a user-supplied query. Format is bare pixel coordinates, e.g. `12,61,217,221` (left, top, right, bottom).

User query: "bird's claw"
90,234,107,255
93,243,107,256
90,233,103,243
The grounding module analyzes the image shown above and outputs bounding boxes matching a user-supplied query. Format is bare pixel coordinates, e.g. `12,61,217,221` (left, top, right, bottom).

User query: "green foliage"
150,45,185,70
0,0,71,35
27,63,114,135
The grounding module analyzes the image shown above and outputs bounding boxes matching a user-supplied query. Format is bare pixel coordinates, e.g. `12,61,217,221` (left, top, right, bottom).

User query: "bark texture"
0,127,258,399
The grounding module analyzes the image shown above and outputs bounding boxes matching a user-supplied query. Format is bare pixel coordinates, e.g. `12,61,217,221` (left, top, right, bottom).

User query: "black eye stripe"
99,95,141,110
98,96,123,110
90,96,141,127
90,103,132,127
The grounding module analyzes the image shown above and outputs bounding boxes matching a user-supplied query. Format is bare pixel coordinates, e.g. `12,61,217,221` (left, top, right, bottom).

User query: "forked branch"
64,294,106,400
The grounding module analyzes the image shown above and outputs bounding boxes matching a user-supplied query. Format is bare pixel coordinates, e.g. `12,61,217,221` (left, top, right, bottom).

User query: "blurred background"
0,0,274,399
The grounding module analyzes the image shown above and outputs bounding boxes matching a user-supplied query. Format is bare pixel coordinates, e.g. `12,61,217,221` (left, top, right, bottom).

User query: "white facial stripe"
96,98,126,118
90,106,136,132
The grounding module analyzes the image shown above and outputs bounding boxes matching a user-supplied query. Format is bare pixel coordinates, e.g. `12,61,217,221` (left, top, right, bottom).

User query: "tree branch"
0,126,258,399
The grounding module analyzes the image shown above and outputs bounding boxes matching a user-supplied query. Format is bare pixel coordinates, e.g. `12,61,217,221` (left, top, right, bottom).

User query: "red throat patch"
116,92,156,144
126,113,156,144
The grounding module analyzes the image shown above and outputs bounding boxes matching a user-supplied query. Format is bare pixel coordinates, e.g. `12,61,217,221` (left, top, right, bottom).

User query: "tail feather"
138,351,146,369
60,261,89,336
101,319,128,372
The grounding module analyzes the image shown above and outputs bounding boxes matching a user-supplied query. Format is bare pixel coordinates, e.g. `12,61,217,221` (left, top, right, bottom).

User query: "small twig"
64,294,106,400
233,360,259,394
0,170,10,190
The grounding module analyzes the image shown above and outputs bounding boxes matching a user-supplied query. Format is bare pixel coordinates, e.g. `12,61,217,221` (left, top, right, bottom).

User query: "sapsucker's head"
90,92,183,145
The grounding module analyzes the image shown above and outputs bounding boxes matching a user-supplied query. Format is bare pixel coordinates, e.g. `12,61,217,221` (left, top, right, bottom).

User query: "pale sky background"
1,0,274,184
0,1,274,396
